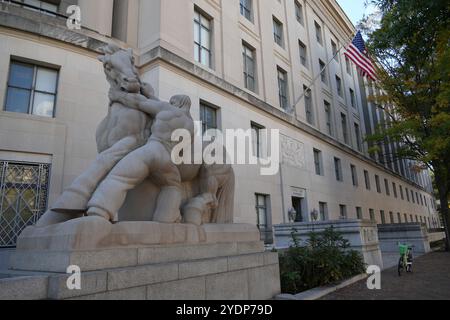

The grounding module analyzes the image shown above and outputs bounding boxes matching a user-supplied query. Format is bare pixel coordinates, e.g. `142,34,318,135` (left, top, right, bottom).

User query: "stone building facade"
0,0,441,247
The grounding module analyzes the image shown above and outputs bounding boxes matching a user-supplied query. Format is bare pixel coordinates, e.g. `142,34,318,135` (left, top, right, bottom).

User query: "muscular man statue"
87,92,194,223
36,45,154,227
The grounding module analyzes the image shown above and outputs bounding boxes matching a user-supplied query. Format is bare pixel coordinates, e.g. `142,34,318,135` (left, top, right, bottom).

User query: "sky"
336,0,377,27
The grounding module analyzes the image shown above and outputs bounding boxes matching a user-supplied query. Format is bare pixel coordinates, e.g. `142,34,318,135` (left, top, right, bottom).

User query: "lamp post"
288,208,297,223
311,209,319,222
310,209,319,233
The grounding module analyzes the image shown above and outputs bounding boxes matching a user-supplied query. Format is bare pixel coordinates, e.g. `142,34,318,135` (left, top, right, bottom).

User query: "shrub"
279,227,366,294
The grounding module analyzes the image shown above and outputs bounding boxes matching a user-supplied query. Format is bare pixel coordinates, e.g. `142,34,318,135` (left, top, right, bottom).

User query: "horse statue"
36,44,234,227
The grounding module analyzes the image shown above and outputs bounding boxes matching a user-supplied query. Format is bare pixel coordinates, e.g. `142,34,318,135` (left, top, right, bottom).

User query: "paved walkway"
322,251,450,300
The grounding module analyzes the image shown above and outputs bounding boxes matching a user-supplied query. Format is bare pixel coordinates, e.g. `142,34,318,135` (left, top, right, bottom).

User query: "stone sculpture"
36,44,235,229
9,46,281,301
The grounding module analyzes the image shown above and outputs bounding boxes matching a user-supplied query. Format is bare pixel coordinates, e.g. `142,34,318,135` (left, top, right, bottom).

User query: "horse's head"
98,44,141,94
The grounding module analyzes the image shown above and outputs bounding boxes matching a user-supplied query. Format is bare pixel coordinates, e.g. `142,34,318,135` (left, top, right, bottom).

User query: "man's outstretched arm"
110,90,167,117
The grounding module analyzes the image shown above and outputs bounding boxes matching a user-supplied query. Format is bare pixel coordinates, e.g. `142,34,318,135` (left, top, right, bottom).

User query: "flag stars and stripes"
345,31,377,81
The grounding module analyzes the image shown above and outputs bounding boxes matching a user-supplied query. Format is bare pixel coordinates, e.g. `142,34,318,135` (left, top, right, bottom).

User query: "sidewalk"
322,251,450,300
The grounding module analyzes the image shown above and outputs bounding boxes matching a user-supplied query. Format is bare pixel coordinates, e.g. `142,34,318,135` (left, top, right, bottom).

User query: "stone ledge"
275,273,368,301
3,250,281,300
0,4,110,53
11,241,265,273
48,271,107,300
205,270,249,300
72,264,281,300
11,248,139,273
137,241,264,265
227,253,265,272
69,286,147,301
107,263,179,291
15,219,260,252
179,257,228,279
147,277,206,300
0,276,49,300
248,264,281,300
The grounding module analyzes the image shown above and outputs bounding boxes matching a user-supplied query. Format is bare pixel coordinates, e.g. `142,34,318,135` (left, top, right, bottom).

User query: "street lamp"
311,209,319,222
288,207,297,223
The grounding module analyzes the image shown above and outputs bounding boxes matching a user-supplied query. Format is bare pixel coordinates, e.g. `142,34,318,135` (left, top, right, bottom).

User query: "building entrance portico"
290,187,307,223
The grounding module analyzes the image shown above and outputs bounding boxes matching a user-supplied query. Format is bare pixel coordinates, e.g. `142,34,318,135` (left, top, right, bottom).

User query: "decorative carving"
280,135,305,169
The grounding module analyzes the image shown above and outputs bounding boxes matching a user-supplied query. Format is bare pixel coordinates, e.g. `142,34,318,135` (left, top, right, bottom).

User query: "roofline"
322,0,357,36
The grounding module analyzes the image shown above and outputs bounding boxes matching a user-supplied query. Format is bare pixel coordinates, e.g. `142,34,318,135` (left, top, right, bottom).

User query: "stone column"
78,0,114,36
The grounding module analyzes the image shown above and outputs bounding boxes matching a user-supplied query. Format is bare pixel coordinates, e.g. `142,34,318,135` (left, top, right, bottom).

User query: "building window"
313,149,323,176
240,0,253,21
406,187,410,202
299,40,308,68
334,157,343,182
341,113,349,144
339,205,347,219
331,40,339,61
21,0,58,15
295,1,304,25
194,9,212,68
375,175,381,193
242,43,256,92
336,75,343,97
380,210,386,224
390,212,395,224
410,214,414,222
255,194,272,244
369,209,375,221
399,185,404,200
0,161,50,247
356,207,363,220
251,122,264,158
397,212,402,223
349,88,356,108
351,165,358,187
277,67,289,110
273,17,284,48
411,190,415,204
324,101,333,136
416,192,420,205
384,179,390,196
5,60,58,118
364,170,371,190
315,21,323,45
345,56,352,75
319,202,328,221
304,86,313,124
354,123,362,151
319,60,327,84
200,102,218,135
393,183,398,198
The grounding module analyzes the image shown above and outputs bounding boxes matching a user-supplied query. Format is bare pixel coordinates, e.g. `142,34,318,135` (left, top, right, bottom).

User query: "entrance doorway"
292,197,303,222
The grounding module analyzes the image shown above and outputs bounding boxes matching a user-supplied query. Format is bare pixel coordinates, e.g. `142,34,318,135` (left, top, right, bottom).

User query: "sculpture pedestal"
274,220,384,269
6,218,281,300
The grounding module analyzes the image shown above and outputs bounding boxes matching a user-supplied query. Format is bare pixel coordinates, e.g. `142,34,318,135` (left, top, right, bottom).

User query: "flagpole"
289,33,356,114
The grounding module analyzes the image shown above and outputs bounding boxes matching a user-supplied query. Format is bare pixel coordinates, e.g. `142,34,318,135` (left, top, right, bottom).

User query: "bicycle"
398,243,414,276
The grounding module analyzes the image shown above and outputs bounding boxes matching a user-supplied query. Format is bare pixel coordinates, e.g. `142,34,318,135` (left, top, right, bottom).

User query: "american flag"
345,31,377,81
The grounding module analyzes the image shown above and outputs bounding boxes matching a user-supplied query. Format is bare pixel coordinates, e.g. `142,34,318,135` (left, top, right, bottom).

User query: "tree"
361,0,450,249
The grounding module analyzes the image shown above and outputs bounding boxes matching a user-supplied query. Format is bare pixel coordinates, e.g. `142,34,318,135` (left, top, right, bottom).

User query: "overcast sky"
336,0,377,26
